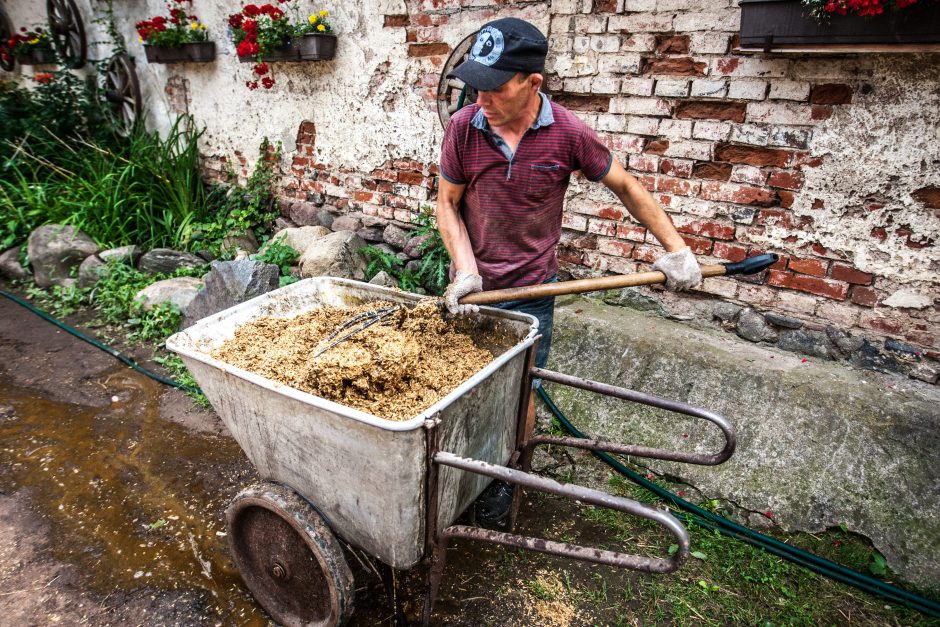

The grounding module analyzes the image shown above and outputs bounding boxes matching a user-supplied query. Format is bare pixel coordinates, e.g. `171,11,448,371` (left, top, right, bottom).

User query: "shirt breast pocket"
523,163,565,200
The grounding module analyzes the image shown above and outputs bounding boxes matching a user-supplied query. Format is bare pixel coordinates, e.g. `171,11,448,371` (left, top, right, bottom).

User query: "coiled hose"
2,287,938,617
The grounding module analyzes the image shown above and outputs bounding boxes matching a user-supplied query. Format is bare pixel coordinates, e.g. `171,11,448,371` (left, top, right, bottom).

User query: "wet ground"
0,291,645,626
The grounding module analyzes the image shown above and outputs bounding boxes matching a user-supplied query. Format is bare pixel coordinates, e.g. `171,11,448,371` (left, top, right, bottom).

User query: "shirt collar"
471,92,554,132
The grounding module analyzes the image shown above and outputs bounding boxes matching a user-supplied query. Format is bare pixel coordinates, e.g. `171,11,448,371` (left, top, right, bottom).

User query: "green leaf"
667,544,678,556
869,553,887,577
690,550,707,561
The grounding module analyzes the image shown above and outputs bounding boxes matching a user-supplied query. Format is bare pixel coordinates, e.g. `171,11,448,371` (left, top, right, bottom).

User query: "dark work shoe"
472,480,514,528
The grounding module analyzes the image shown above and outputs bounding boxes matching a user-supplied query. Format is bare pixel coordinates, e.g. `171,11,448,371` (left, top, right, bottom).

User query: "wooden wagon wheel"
46,0,86,69
103,53,142,136
0,7,14,72
227,482,355,627
436,33,478,129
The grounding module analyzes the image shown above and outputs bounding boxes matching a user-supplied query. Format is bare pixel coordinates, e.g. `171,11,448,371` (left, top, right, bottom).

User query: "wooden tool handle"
460,264,728,306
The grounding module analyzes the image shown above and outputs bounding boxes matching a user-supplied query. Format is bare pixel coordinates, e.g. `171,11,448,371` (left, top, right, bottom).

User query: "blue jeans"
492,275,557,370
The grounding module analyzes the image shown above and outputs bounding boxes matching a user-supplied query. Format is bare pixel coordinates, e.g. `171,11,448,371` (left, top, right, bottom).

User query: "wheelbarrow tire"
226,482,354,627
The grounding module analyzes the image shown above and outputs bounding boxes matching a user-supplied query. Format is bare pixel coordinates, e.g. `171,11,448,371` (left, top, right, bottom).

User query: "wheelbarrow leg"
377,561,408,627
421,541,449,627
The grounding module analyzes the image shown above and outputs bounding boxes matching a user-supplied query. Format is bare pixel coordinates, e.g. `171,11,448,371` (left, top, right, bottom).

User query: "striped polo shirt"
440,94,613,290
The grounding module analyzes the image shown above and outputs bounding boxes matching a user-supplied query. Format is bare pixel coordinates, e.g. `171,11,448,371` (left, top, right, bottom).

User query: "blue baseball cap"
448,18,548,91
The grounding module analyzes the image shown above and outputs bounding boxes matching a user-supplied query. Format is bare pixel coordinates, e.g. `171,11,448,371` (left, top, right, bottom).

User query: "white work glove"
652,246,702,291
443,271,483,315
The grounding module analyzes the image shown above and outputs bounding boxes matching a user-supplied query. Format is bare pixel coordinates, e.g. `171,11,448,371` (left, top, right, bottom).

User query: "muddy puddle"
0,368,270,623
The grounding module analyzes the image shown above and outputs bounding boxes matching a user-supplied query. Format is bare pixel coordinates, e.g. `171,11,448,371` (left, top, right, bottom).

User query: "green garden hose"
536,385,940,618
2,287,937,617
0,289,199,394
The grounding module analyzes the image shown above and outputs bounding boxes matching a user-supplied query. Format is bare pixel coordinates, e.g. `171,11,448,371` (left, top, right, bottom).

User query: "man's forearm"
435,196,478,274
602,160,687,253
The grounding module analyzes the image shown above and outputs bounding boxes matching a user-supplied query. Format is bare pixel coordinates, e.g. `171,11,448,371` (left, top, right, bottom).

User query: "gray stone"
405,259,422,275
27,224,100,287
765,312,804,329
374,243,397,257
288,201,323,226
383,224,409,249
550,298,940,591
909,361,938,384
361,214,386,228
777,328,832,359
99,245,141,266
182,260,278,328
885,339,921,356
138,248,206,275
711,301,742,322
850,340,901,374
222,230,259,255
78,255,108,288
396,252,410,263
274,217,298,232
316,210,335,230
369,271,399,288
135,276,203,313
264,226,331,258
403,234,431,258
195,250,217,263
305,191,326,206
736,308,778,343
357,227,385,243
298,230,367,280
331,215,363,232
603,287,666,314
826,326,864,356
0,247,29,280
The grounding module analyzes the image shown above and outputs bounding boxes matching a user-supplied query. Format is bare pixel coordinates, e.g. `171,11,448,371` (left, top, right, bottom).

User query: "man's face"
476,73,541,128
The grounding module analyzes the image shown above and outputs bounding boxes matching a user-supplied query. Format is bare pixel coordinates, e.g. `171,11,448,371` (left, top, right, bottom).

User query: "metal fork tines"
311,306,400,359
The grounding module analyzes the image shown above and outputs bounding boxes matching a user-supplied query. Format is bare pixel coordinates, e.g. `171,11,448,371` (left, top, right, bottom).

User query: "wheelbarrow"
166,276,737,626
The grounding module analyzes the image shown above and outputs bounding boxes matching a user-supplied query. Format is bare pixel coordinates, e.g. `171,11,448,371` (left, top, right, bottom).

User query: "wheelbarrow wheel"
226,482,354,627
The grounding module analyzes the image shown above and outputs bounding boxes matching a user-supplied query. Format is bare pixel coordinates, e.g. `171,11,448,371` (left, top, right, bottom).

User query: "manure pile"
212,300,493,421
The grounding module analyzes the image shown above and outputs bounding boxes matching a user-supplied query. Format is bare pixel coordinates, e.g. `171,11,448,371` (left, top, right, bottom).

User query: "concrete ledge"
546,296,940,591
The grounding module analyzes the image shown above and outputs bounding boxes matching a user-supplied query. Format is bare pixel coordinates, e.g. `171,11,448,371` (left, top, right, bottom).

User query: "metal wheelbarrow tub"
167,277,539,569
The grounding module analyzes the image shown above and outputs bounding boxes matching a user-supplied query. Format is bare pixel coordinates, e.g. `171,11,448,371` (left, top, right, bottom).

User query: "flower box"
17,48,54,65
739,0,940,51
295,33,336,60
144,41,216,64
237,35,336,63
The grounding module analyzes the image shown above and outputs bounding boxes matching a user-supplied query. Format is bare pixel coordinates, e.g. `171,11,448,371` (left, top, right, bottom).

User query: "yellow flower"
200,24,207,30
138,36,143,42
308,14,317,23
29,38,39,44
190,22,199,29
317,23,325,31
320,10,328,17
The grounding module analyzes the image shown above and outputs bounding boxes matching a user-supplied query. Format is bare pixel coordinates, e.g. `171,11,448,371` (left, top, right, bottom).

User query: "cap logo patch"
469,26,504,67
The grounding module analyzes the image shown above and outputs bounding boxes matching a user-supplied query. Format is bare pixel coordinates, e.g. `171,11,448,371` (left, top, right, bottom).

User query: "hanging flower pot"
18,47,55,65
295,33,336,60
144,40,215,64
137,1,214,64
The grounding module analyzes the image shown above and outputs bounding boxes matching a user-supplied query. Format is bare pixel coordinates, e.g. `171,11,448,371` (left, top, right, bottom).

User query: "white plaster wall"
776,56,938,287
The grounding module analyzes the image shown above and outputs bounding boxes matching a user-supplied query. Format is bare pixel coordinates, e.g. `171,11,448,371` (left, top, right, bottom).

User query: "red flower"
242,4,261,17
152,15,166,24
261,76,275,89
236,40,259,57
253,61,269,75
268,7,284,19
228,13,244,28
34,72,54,84
246,80,259,90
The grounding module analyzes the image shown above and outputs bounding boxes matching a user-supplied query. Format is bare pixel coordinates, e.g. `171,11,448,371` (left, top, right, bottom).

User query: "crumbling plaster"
100,0,445,169
753,56,940,299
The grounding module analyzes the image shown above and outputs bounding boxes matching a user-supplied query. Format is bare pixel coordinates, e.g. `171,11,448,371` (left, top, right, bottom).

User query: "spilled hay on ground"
212,300,493,421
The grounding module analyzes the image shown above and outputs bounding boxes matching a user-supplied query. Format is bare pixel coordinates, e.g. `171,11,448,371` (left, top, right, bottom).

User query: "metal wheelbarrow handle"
433,451,690,573
528,367,736,466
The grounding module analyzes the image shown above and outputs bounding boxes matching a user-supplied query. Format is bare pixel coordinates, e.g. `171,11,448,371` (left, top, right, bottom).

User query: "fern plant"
408,209,450,296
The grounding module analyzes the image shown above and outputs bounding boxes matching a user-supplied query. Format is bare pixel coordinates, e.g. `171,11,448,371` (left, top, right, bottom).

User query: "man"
436,17,701,525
